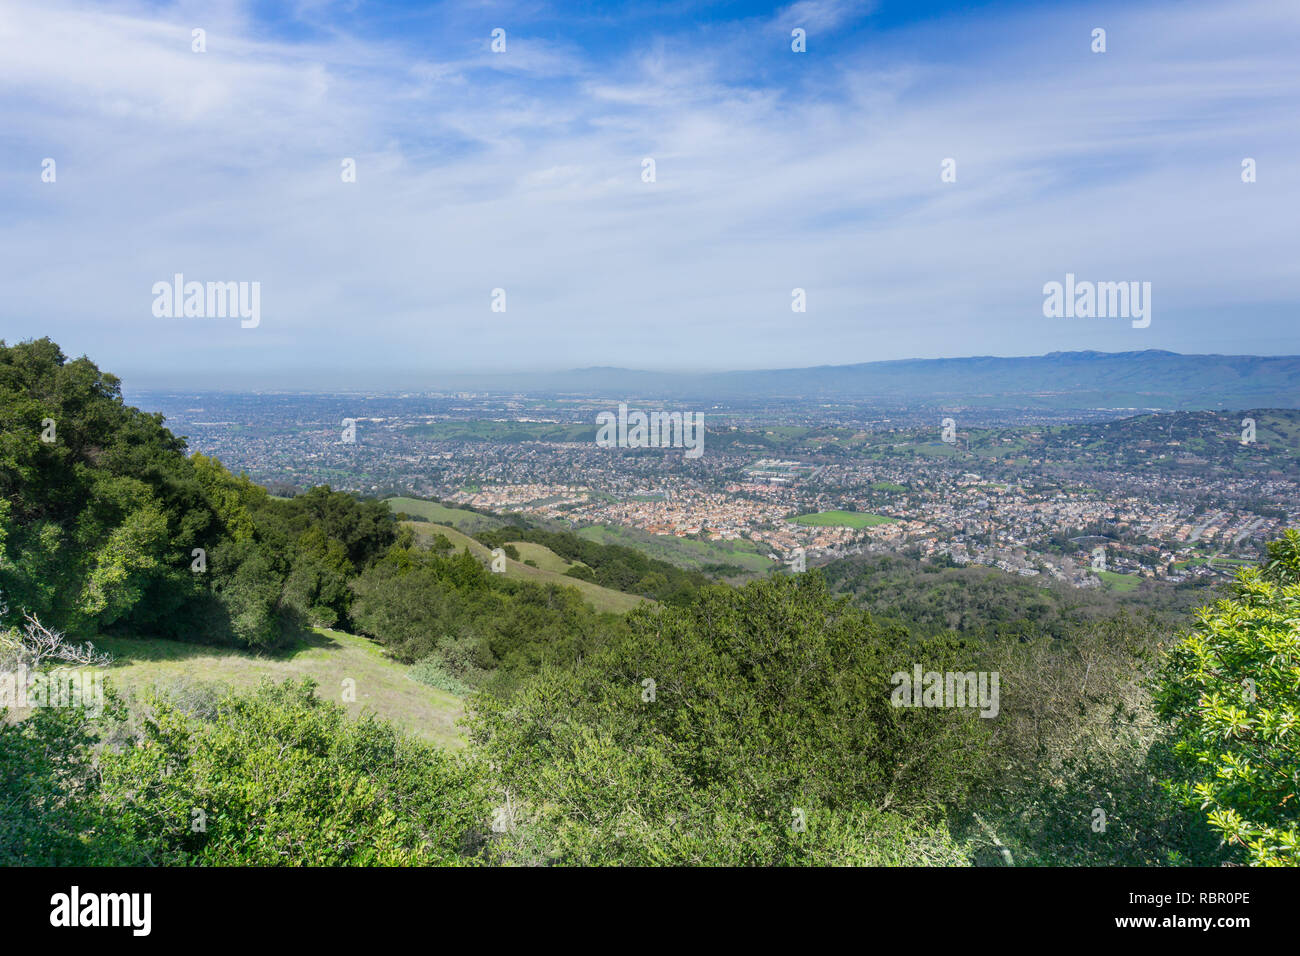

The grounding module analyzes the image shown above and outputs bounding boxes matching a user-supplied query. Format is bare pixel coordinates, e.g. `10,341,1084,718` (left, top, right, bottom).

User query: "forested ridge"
2,339,1296,866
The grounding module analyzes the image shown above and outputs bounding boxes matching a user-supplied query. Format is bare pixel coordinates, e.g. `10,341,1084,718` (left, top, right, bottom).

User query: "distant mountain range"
506,350,1300,410
130,350,1300,409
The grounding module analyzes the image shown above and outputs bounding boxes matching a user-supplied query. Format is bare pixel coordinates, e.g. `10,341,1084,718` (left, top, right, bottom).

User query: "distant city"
131,367,1300,594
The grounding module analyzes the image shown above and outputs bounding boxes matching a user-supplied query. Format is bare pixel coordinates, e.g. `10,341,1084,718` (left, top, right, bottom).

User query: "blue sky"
2,0,1298,387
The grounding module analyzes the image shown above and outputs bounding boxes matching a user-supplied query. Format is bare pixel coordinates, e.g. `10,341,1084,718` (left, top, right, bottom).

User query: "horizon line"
115,346,1300,393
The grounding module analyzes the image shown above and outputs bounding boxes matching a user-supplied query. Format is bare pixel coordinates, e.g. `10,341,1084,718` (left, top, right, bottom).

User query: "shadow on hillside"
98,623,343,667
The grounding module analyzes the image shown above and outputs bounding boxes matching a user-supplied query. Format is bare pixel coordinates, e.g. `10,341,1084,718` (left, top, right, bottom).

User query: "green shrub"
1154,531,1300,866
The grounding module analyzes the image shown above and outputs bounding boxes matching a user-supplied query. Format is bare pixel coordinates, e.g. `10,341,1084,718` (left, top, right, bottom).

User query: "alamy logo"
890,665,1000,717
0,667,104,717
50,886,151,936
595,403,704,459
152,274,260,328
1042,273,1150,328
1241,417,1256,445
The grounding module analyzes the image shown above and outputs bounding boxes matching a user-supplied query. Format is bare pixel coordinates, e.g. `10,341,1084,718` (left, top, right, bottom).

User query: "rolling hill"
385,497,506,533
399,519,649,614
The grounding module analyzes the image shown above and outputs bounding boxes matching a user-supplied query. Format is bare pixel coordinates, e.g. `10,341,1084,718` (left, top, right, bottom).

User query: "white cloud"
1,0,1298,386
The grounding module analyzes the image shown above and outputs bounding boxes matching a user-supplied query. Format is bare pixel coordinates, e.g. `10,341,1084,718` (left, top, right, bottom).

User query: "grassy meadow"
92,628,466,748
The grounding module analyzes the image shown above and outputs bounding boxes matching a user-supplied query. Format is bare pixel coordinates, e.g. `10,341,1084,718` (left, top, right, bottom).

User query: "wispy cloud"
776,0,876,32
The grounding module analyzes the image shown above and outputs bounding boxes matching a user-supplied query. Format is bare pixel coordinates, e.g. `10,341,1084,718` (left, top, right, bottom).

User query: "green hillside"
401,521,648,614
574,523,775,574
93,627,465,748
402,518,493,559
508,539,580,573
385,497,505,533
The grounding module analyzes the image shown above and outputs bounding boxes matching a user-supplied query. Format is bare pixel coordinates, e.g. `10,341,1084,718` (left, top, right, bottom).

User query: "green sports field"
790,510,895,528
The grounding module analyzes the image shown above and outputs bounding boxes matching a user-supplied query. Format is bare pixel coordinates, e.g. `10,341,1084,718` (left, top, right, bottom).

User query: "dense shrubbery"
1,681,488,866
2,576,985,866
349,544,620,694
0,338,393,648
1153,531,1300,865
820,555,1232,864
1,555,1287,867
821,552,1211,642
973,618,1227,865
0,696,109,865
468,573,987,864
